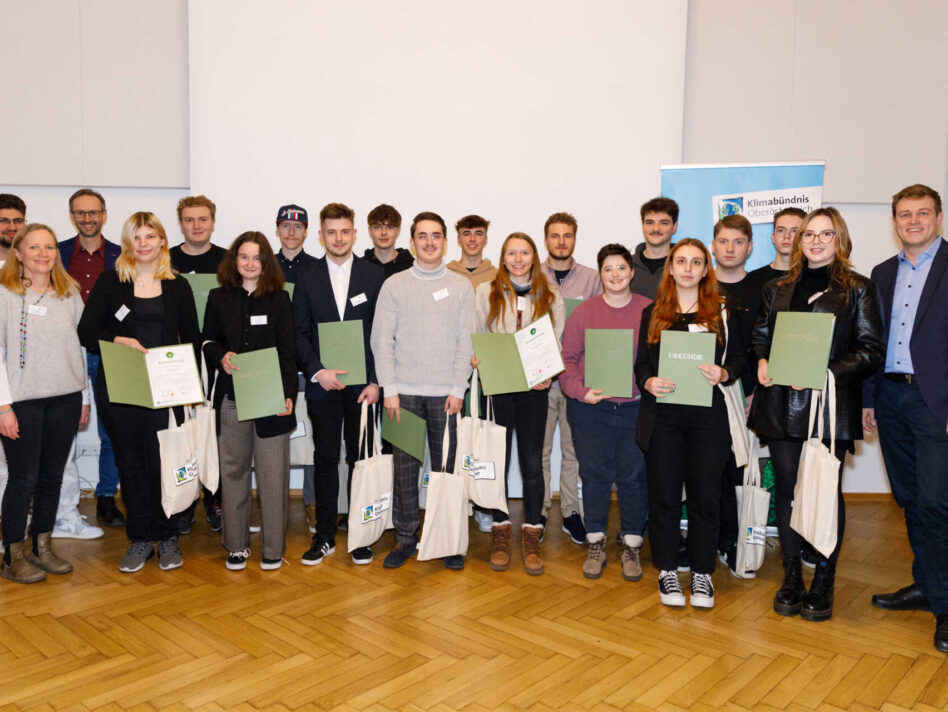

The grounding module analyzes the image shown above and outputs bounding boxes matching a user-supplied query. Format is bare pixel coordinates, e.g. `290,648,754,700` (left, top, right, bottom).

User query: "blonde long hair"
115,212,177,282
780,207,857,290
0,223,79,297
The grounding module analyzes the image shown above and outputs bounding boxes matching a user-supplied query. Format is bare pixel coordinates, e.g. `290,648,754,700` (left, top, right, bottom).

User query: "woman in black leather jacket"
749,206,883,622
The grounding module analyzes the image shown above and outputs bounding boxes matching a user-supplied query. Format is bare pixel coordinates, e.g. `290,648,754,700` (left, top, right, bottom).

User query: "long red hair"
647,238,724,344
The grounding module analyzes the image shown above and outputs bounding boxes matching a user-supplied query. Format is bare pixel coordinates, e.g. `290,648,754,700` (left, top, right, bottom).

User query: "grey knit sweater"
370,263,474,399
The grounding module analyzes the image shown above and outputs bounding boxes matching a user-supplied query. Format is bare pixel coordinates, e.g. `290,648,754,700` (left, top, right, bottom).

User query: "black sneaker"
206,501,222,533
301,535,335,566
690,572,715,609
443,554,465,570
561,512,587,545
96,496,126,527
718,544,756,579
261,557,283,571
177,509,194,536
337,513,348,532
383,541,416,569
351,546,373,565
538,514,547,543
658,569,686,606
226,548,250,571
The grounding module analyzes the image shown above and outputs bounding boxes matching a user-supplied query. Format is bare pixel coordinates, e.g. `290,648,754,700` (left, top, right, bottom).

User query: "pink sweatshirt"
560,293,653,402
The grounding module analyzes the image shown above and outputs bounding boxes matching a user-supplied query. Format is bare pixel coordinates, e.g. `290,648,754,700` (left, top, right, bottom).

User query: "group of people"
0,182,944,653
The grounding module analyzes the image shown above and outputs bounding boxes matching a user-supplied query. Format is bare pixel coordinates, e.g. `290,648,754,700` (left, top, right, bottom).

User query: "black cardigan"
633,303,746,452
78,269,201,410
748,271,884,448
202,286,297,438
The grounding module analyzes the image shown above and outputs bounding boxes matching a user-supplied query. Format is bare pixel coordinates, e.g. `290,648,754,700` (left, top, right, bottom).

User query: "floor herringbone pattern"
1,497,945,711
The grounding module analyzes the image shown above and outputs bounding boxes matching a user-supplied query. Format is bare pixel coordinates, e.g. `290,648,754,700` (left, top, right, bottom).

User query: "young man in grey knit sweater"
370,211,474,570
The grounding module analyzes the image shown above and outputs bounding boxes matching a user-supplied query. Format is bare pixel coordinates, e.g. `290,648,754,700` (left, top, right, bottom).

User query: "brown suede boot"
489,522,512,571
1,540,47,584
29,532,73,575
521,523,544,576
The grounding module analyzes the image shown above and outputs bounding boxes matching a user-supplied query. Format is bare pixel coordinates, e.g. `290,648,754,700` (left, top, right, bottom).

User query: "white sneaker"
474,509,493,533
690,572,715,608
51,513,104,540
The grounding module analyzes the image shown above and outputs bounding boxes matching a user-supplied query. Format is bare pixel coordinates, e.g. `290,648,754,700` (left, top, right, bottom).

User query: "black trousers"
307,389,365,541
646,399,731,574
717,451,741,550
1,392,82,546
490,389,548,525
769,438,849,564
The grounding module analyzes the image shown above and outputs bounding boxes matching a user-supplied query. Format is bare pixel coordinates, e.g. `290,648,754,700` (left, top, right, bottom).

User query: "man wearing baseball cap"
276,203,318,283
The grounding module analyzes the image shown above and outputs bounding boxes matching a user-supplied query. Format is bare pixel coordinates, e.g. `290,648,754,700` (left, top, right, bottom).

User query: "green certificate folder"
100,340,154,407
584,329,636,398
657,331,716,407
231,348,287,421
317,320,367,386
767,312,836,390
564,298,583,320
471,333,530,395
381,407,427,461
181,273,220,330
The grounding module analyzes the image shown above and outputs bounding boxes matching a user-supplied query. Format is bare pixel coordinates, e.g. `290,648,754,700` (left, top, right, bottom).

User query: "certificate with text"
145,345,205,407
514,313,565,388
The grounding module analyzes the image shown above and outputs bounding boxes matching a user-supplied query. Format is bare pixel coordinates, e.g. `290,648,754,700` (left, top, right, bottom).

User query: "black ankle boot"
774,556,806,616
801,562,835,621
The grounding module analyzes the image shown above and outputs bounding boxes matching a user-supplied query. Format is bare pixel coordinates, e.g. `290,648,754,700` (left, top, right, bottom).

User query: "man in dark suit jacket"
294,203,385,568
863,183,948,654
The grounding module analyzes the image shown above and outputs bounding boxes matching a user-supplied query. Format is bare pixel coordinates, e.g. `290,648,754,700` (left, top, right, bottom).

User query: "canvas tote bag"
789,370,840,558
455,369,508,513
418,416,469,560
347,402,394,551
159,408,202,517
194,348,220,494
734,431,771,577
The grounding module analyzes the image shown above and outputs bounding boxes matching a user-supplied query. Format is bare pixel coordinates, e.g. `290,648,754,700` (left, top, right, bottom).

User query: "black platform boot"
801,562,835,621
773,556,806,616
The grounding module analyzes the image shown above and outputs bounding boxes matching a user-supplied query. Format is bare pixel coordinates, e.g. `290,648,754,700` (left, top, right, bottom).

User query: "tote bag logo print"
173,453,198,486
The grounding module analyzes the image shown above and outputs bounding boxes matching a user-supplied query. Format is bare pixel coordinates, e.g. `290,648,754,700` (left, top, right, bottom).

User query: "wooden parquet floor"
1,496,945,712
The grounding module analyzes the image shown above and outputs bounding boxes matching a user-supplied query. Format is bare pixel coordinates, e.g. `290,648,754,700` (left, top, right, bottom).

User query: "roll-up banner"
660,161,825,272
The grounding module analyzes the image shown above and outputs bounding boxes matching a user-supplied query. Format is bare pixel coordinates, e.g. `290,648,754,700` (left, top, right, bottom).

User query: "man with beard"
631,197,679,299
538,212,601,544
275,204,317,283
0,194,26,263
447,215,497,288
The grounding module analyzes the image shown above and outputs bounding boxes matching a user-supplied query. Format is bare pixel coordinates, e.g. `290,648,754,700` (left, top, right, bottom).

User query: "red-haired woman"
634,238,745,609
472,232,565,575
750,207,883,621
203,232,296,572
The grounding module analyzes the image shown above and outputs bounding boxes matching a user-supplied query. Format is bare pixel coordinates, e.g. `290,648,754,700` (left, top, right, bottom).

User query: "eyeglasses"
72,210,103,219
0,217,25,227
800,230,836,244
602,265,630,274
414,234,444,243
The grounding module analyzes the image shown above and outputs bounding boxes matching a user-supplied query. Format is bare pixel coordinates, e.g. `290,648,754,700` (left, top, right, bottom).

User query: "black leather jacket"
748,271,884,447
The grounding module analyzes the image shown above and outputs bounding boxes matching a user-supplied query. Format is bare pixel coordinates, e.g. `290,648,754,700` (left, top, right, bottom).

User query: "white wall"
683,0,948,492
0,0,189,188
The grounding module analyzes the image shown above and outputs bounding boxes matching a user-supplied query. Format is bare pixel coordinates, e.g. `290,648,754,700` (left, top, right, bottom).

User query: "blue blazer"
59,236,122,271
293,256,385,400
864,237,948,424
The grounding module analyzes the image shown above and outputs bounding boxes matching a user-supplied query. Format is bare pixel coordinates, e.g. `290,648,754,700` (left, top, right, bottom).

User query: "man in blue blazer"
294,203,385,567
863,183,948,653
59,189,124,531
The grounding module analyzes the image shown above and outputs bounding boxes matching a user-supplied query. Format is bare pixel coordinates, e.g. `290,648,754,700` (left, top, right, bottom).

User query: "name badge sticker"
27,304,47,316
350,292,367,307
115,304,130,322
432,288,449,302
516,296,527,312
250,315,268,326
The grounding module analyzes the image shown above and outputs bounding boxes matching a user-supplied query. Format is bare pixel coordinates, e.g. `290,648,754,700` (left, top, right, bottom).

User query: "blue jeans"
88,353,120,497
567,398,647,537
876,377,948,616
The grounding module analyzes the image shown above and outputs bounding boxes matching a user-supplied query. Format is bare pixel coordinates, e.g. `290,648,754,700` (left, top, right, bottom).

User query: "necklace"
19,286,49,369
680,299,698,314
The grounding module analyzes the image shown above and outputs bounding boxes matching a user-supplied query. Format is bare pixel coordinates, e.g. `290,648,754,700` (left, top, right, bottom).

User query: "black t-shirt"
553,268,570,285
132,295,164,348
747,264,787,293
639,254,667,275
170,244,227,274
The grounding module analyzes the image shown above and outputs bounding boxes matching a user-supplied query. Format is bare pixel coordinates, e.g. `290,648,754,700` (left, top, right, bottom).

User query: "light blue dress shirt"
885,238,941,374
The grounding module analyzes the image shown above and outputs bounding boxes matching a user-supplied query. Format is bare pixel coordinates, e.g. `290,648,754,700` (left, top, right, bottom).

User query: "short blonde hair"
115,212,176,282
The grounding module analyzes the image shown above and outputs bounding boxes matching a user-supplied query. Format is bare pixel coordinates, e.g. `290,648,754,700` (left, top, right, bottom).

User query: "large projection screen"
188,0,688,268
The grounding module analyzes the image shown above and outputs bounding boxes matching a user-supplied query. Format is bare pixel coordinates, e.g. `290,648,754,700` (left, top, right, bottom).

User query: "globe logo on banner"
717,198,743,219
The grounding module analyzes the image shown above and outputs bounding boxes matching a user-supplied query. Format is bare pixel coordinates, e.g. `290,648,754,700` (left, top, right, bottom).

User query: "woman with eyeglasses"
472,232,565,576
560,244,652,581
635,238,745,609
749,207,883,621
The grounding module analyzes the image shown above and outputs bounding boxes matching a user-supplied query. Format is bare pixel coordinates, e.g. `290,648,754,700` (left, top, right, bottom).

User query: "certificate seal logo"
530,328,536,335
166,351,174,358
